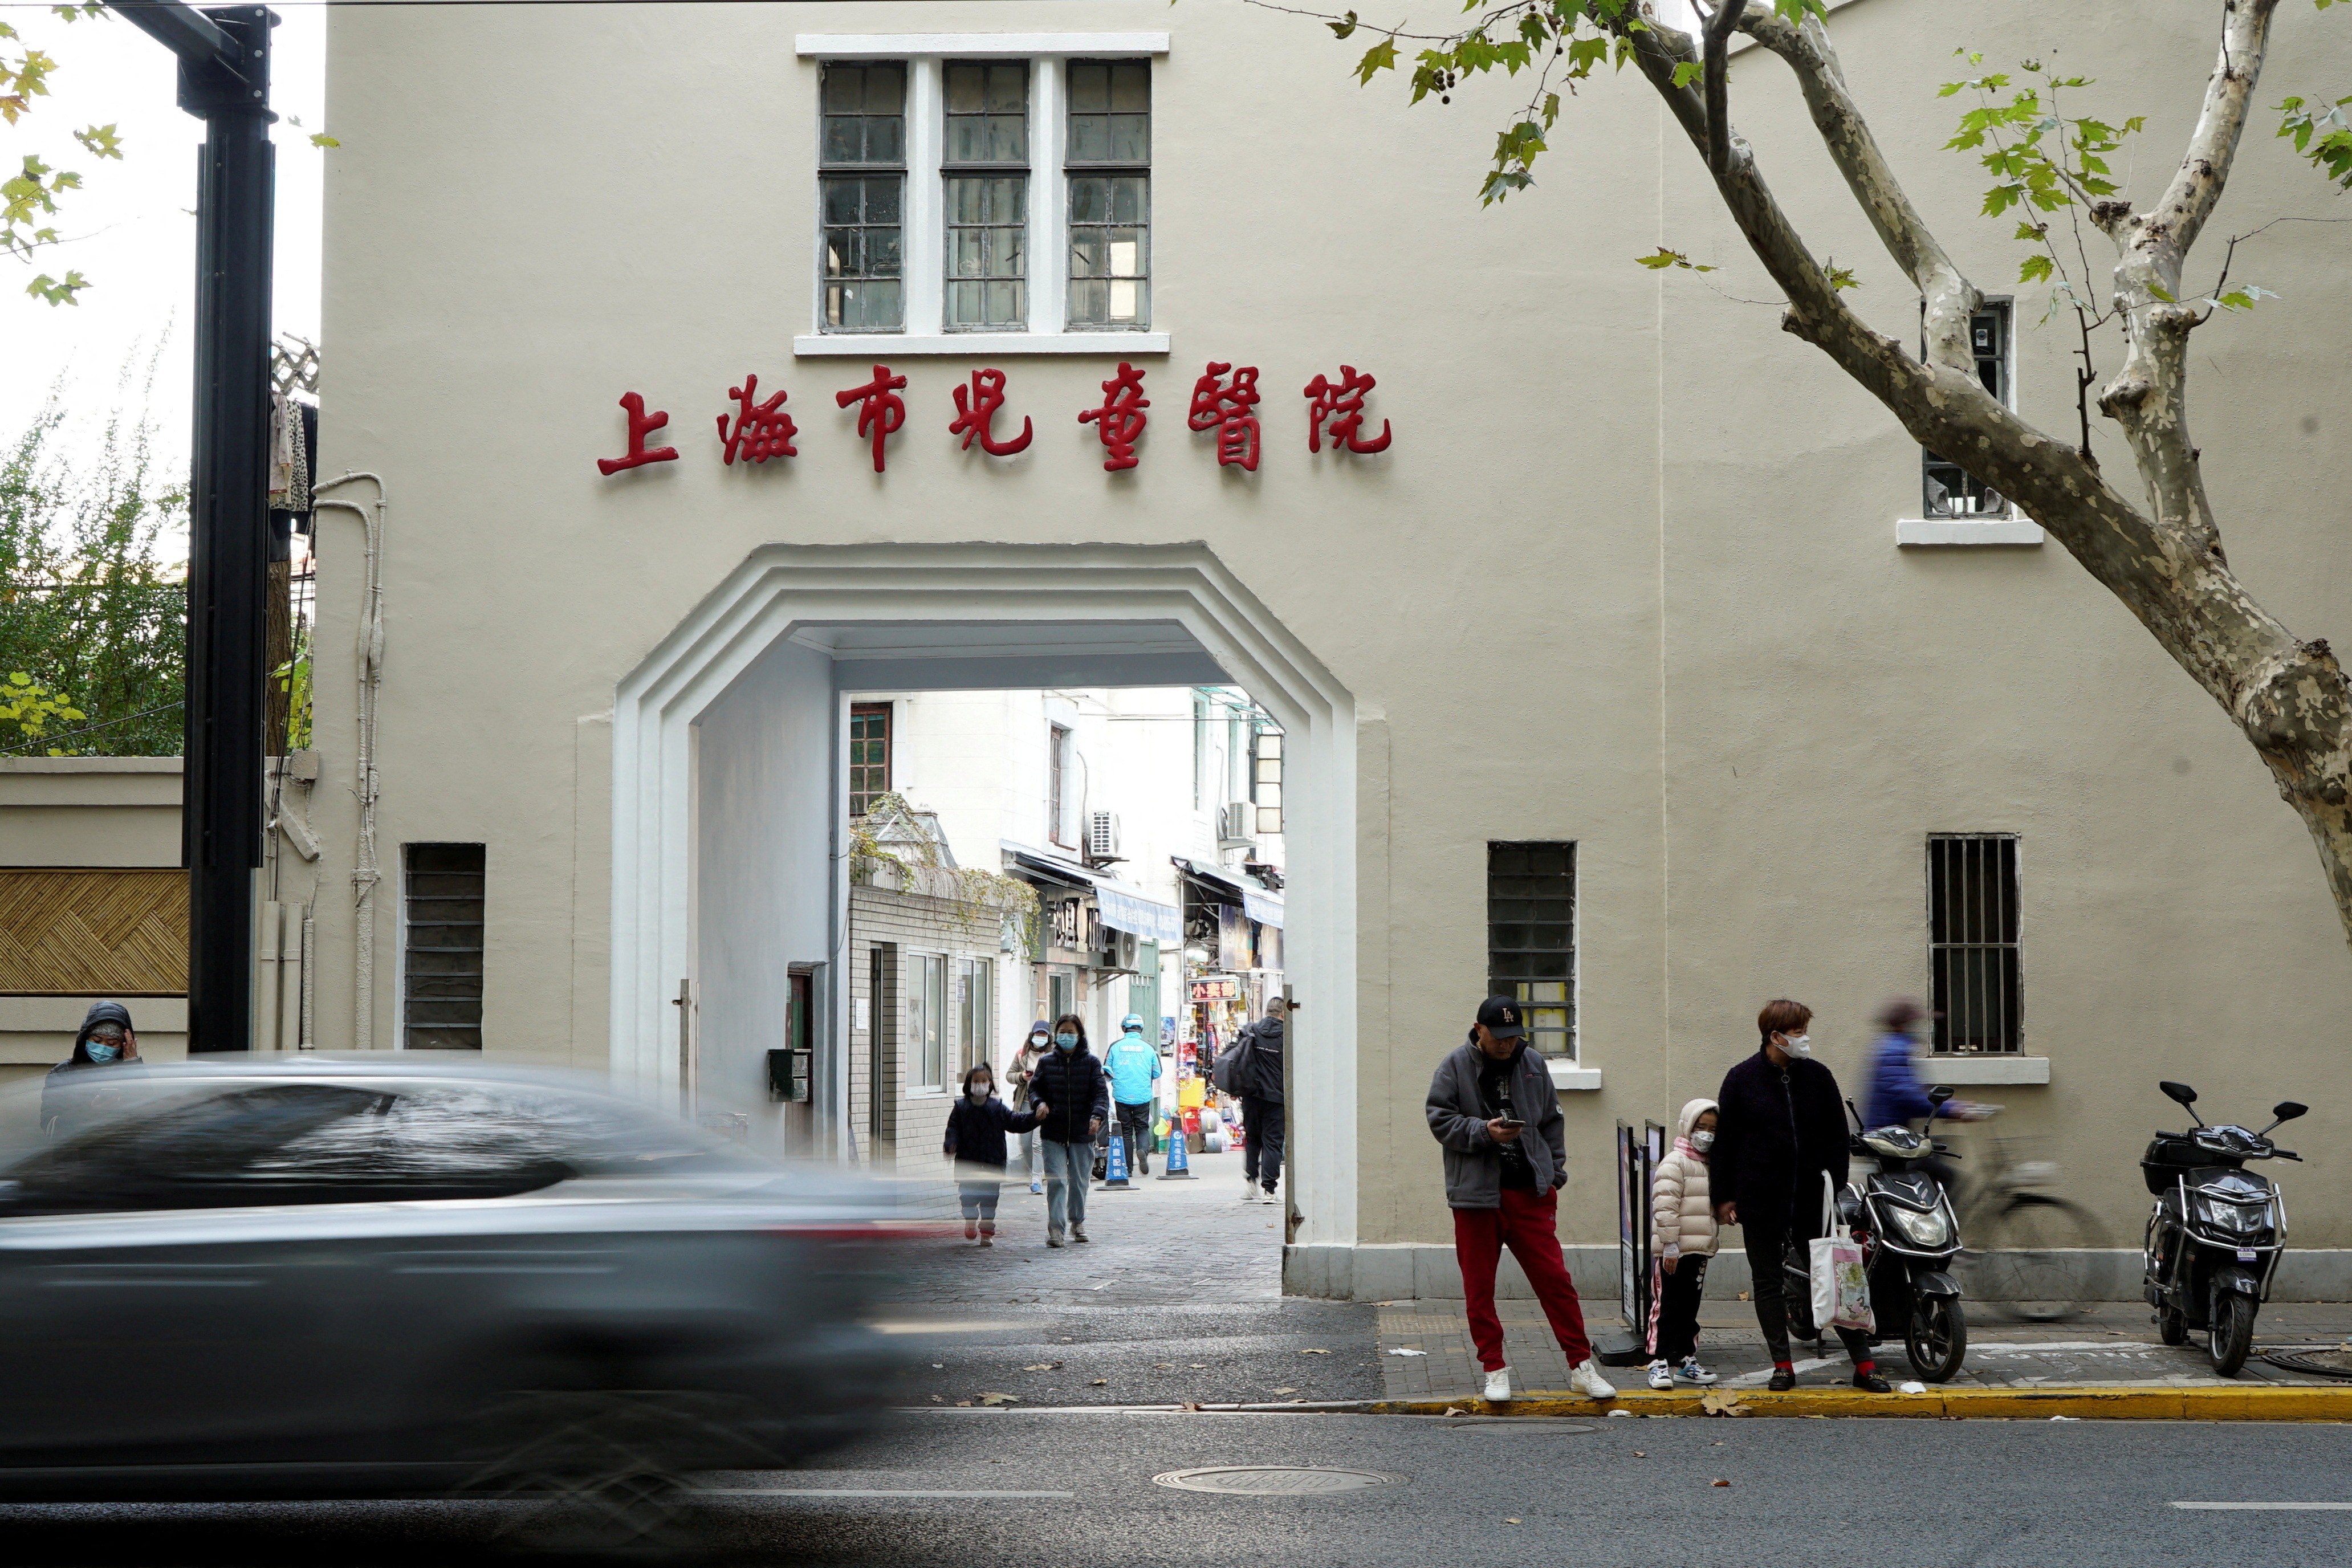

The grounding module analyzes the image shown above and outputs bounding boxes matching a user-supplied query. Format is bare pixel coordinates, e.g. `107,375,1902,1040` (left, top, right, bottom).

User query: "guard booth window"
402,844,484,1050
1487,841,1576,1059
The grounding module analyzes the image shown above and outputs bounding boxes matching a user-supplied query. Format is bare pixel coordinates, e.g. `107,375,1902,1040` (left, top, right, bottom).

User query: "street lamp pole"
111,3,276,1053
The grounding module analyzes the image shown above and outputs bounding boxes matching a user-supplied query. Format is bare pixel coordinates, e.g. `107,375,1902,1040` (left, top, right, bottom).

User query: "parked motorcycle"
1842,1093,1968,1382
2141,1081,2305,1376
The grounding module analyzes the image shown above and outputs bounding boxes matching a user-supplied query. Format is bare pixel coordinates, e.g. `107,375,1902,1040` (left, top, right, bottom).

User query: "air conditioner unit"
1117,931,1138,970
1220,801,1256,848
1087,810,1122,860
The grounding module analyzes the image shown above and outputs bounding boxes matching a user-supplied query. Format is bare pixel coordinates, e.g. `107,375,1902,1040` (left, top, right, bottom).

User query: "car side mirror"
2159,1081,2198,1108
2273,1101,2309,1123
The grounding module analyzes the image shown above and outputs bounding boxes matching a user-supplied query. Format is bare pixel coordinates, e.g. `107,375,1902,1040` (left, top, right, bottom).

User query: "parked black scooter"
1842,1093,1968,1382
2141,1081,2305,1377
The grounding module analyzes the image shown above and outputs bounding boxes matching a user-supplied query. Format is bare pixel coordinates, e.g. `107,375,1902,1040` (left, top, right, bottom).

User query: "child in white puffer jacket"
1646,1097,1721,1388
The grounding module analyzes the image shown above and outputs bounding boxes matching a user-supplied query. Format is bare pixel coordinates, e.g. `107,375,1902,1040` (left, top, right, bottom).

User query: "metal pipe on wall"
314,473,385,1049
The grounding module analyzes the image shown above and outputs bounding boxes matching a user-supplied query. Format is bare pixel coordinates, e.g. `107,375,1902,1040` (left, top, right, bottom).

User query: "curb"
1361,1385,2352,1422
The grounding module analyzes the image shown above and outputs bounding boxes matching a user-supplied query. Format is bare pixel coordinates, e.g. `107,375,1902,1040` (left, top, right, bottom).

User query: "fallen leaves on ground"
1023,1361,1063,1371
977,1392,1020,1406
955,1400,973,1407
1300,1348,1331,1355
1711,1479,1731,1488
1154,1362,1174,1370
1189,1363,1208,1369
1504,1518,1522,1526
1444,1406,1468,1418
1631,1451,1646,1457
1699,1390,1747,1416
1179,1401,1203,1412
1089,1378,1108,1387
1272,1387,1297,1395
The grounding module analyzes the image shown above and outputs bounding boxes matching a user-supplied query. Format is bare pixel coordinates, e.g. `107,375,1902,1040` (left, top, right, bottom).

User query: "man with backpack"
1216,1000,1287,1204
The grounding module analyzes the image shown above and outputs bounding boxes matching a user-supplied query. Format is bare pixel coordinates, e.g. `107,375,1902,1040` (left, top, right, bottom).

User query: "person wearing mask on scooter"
1645,1098,1723,1390
1711,999,1892,1393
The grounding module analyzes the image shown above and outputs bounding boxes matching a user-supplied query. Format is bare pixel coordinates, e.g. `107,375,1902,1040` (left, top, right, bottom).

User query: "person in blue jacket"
1862,997,1989,1134
1104,1012,1163,1176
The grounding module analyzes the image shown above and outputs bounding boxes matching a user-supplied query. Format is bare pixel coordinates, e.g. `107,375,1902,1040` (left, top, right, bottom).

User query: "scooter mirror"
2159,1080,2198,1107
1928,1086,1954,1107
2273,1101,2308,1123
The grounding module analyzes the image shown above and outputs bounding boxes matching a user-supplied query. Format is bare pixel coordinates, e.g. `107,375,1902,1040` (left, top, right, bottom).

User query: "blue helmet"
1121,1013,1145,1033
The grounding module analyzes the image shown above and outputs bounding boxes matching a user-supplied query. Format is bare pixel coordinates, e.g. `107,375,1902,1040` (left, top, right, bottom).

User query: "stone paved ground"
1377,1294,2352,1399
872,1146,1385,1408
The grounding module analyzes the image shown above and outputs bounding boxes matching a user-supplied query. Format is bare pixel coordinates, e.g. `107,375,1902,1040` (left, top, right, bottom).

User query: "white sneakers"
1646,1359,1675,1390
1484,1367,1511,1402
1676,1358,1719,1386
1242,1175,1260,1201
1568,1359,1618,1399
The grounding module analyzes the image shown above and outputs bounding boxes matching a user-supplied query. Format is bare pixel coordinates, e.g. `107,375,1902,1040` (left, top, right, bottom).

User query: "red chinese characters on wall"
1078,361,1149,472
1302,365,1391,455
1186,362,1262,472
835,364,909,473
947,369,1035,457
596,392,680,476
595,359,1389,478
716,373,798,465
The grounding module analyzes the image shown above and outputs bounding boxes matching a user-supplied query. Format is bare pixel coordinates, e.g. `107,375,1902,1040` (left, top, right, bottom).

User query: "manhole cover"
1153,1467,1406,1496
2264,1349,2352,1380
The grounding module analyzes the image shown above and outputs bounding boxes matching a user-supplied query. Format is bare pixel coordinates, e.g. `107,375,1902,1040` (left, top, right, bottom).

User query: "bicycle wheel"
1966,1195,2106,1321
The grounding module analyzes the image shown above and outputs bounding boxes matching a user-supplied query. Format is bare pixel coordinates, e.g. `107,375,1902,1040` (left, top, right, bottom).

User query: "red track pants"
1452,1187,1593,1371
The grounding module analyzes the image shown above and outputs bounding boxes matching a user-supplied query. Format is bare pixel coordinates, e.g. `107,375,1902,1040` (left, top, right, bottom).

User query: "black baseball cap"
1476,995,1526,1038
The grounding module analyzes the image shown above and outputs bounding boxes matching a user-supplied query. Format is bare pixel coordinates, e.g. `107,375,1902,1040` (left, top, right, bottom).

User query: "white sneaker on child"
1645,1359,1674,1391
1675,1358,1719,1386
1483,1367,1511,1402
1568,1359,1618,1400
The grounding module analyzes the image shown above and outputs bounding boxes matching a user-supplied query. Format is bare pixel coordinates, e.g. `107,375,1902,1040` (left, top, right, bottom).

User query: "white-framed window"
796,33,1170,355
910,951,948,1090
1921,300,2014,518
957,955,994,1076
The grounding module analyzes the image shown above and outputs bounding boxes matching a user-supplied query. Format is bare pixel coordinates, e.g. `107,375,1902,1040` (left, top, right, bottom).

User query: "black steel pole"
173,6,275,1052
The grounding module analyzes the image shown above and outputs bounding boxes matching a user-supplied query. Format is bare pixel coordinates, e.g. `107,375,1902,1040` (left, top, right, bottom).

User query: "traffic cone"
1102,1122,1136,1191
1158,1116,1197,1180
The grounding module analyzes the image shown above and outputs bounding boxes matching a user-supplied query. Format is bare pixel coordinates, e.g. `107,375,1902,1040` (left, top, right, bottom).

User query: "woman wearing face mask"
41,1000,145,1138
1645,1098,1722,1389
942,1064,1043,1245
1711,999,1889,1393
1023,1014,1109,1247
1008,1021,1053,1194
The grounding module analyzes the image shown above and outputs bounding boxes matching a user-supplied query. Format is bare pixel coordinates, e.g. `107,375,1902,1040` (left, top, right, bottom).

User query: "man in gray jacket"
1425,995,1616,1403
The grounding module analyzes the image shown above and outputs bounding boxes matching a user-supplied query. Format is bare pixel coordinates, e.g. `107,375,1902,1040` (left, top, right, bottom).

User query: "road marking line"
2171,1502,2352,1511
695,1488,1076,1499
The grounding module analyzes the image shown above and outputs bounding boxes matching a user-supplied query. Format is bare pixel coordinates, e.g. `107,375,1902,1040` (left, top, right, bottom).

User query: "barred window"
1066,59,1150,329
1928,834,2021,1053
1922,303,2012,517
820,62,906,333
943,60,1029,331
1487,841,1576,1059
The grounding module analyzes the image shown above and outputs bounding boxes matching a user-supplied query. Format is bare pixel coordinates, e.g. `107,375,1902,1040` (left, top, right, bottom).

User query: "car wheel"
463,1389,737,1550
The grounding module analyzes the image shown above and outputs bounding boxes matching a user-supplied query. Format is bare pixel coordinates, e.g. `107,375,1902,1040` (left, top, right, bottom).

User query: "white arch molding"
609,543,1360,1266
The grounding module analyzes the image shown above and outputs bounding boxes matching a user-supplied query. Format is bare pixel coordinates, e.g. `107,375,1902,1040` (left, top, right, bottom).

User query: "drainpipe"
313,471,385,1049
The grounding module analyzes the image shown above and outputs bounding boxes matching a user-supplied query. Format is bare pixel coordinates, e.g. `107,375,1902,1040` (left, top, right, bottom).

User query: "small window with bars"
1066,59,1149,330
1487,841,1576,1059
403,843,484,1050
943,60,1029,331
1922,301,2012,518
1928,833,2021,1054
849,702,892,818
820,62,907,333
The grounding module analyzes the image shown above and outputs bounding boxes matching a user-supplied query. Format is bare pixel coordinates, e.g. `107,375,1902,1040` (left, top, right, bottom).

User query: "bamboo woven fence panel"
0,869,189,995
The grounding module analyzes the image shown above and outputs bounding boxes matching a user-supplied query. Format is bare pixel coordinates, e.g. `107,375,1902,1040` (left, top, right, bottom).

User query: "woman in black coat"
943,1063,1040,1246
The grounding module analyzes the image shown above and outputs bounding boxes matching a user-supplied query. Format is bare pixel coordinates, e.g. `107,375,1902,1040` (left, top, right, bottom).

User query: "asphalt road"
9,1411,2352,1566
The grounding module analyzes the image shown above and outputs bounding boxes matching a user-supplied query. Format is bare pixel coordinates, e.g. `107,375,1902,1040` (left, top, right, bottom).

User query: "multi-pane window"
1066,59,1150,329
849,702,892,817
943,60,1029,331
911,952,947,1089
403,843,484,1050
1922,302,2012,517
1487,841,1576,1059
820,62,906,332
1252,727,1283,836
957,956,993,1076
1928,834,2022,1054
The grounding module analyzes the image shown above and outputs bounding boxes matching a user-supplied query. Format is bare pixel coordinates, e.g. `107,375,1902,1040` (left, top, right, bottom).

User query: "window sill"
795,331,1170,359
1897,518,2046,547
1918,1055,2050,1086
1547,1061,1602,1092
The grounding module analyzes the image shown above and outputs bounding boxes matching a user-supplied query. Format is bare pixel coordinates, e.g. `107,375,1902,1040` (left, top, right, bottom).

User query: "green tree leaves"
3,8,124,305
2277,93,2352,187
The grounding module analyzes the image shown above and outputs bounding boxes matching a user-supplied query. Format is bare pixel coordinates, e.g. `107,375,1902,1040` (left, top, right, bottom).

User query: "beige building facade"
311,1,2352,1297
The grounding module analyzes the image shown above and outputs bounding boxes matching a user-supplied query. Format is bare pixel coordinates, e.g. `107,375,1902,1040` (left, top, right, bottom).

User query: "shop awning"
1000,842,1183,945
1172,858,1284,930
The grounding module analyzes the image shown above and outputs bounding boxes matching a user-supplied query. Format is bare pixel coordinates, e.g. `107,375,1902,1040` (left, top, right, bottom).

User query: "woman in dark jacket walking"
1023,1014,1109,1247
1711,998,1890,1392
943,1063,1041,1245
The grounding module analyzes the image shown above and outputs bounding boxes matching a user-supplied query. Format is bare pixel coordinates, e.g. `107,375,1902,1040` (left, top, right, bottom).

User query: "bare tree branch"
1735,5,1983,374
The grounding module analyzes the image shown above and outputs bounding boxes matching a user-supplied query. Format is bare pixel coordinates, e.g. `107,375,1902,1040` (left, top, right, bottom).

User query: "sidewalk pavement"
1376,1294,2352,1401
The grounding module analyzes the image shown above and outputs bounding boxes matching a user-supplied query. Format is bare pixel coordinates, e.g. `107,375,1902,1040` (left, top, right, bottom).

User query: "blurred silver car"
0,1056,909,1511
